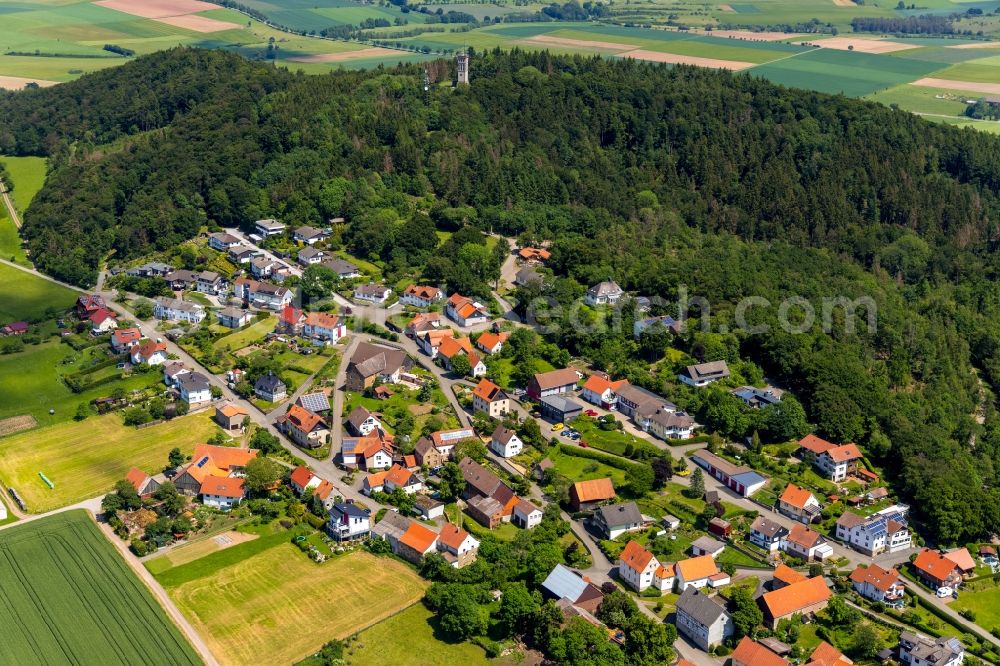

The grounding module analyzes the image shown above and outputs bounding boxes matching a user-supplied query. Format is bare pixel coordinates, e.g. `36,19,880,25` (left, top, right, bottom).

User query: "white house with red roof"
111,328,142,353
303,311,346,344
89,307,118,334
580,374,628,409
798,434,864,482
200,477,246,511
778,483,821,524
400,285,444,308
437,523,479,568
383,464,422,494
131,339,168,366
618,540,674,592
850,563,905,607
446,293,490,327
475,331,509,355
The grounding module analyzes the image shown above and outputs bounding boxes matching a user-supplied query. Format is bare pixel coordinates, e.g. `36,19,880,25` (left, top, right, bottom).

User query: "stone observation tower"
456,52,469,85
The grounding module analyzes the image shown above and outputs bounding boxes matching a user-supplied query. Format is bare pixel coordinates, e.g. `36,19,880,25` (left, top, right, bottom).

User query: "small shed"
708,517,731,538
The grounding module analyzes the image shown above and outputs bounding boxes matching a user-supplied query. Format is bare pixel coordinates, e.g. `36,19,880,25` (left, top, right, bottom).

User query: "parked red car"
584,409,598,417
579,441,589,448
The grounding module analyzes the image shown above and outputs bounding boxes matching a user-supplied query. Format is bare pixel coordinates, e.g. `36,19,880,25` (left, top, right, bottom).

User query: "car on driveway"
584,409,598,417
551,423,564,431
936,587,953,598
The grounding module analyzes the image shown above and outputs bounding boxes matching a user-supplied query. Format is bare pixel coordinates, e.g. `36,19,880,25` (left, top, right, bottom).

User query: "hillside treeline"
3,48,1000,542
850,15,954,34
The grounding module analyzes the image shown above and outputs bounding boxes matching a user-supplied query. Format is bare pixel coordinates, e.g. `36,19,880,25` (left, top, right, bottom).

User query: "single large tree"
244,457,282,495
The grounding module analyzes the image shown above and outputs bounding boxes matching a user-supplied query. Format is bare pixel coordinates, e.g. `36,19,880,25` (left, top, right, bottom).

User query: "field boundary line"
0,176,21,229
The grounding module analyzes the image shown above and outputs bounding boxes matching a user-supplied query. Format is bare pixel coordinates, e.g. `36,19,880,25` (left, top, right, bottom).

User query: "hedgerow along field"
0,510,200,665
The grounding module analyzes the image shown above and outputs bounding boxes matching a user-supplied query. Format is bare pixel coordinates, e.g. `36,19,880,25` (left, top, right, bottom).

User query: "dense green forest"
2,48,1000,543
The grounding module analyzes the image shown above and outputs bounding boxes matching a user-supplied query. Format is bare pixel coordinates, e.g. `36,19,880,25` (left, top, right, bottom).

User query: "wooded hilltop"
2,48,1000,544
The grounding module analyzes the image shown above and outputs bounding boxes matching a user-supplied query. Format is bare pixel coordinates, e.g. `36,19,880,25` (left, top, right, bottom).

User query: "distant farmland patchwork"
0,511,200,665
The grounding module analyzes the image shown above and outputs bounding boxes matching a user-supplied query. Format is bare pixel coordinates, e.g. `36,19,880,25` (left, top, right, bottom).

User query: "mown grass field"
346,603,492,666
167,546,428,666
0,411,218,512
0,155,47,212
0,510,200,665
952,584,1000,633
0,263,77,322
0,208,26,265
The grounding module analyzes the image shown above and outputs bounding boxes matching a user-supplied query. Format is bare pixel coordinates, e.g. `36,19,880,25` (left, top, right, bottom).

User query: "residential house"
255,218,286,236
518,247,551,263
362,470,388,495
759,576,831,629
125,467,160,499
633,315,681,339
208,232,242,251
912,549,962,591
277,404,329,449
293,225,328,245
644,408,697,441
437,336,485,377
89,308,118,334
943,548,977,578
2,321,28,336
580,374,628,410
512,499,543,529
164,269,198,290
254,373,287,402
691,536,726,558
467,495,505,529
125,261,174,278
678,360,731,387
154,297,206,323
615,384,675,420
173,444,257,502
473,379,510,418
475,331,509,355
850,564,905,607
674,587,734,652
201,477,246,510
778,483,822,524
784,524,834,561
797,434,864,482
328,502,371,541
675,555,722,590
345,406,381,437
414,427,475,467
568,478,615,512
806,642,853,666
591,502,644,540
526,368,579,400
541,564,605,614
732,385,784,408
771,564,808,590
618,540,674,592
414,495,445,520
489,426,523,458
749,515,789,552
296,246,325,266
228,245,258,264
371,511,411,550
416,329,454,359
383,464,422,494
233,278,293,310
397,521,438,564
111,328,142,353
437,523,479,568
214,402,249,431
445,293,491,327
732,637,790,666
353,283,392,305
584,280,624,307
321,258,361,279
131,338,169,366
359,435,395,470
400,284,444,308
899,633,965,666
405,312,442,338
690,451,769,497
177,372,212,406
163,362,190,388
195,270,227,296
76,294,107,318
303,311,346,344
217,307,252,329
345,342,410,391
250,257,289,282
514,266,543,288
279,305,305,334
835,504,911,555
539,395,583,424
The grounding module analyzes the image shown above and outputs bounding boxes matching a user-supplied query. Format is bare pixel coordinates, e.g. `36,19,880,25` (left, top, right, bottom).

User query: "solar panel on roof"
439,429,474,441
196,456,210,468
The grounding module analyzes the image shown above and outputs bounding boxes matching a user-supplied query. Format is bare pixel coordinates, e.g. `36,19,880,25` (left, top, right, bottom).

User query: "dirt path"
0,177,21,229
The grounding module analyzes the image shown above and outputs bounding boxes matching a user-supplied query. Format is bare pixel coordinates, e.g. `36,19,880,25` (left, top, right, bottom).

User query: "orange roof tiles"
849,564,900,592
384,464,415,487
113,328,142,344
773,564,808,586
200,476,245,498
571,478,616,503
780,483,816,510
290,465,315,489
582,374,628,395
438,335,474,359
914,548,959,581
826,443,862,463
134,339,166,359
313,480,335,501
284,404,325,434
476,331,509,352
798,434,835,455
472,378,505,402
365,471,388,488
806,641,853,666
620,540,656,572
191,444,258,472
787,524,823,549
676,555,720,582
518,247,551,261
399,522,438,554
732,637,790,666
761,576,831,620
305,311,340,329
404,284,441,299
438,523,472,550
218,403,249,418
125,467,149,492
943,548,976,572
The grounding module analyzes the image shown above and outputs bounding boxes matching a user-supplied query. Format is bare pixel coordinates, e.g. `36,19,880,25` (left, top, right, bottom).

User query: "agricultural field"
0,155,47,212
0,510,200,665
0,263,77,322
0,411,220,512
345,603,493,666
951,582,1000,633
166,543,428,666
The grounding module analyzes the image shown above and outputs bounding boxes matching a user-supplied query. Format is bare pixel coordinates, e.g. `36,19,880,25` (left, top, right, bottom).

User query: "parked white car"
936,587,953,598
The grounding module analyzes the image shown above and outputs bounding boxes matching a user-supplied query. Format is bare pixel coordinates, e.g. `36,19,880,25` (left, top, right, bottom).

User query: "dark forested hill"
3,47,1000,542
